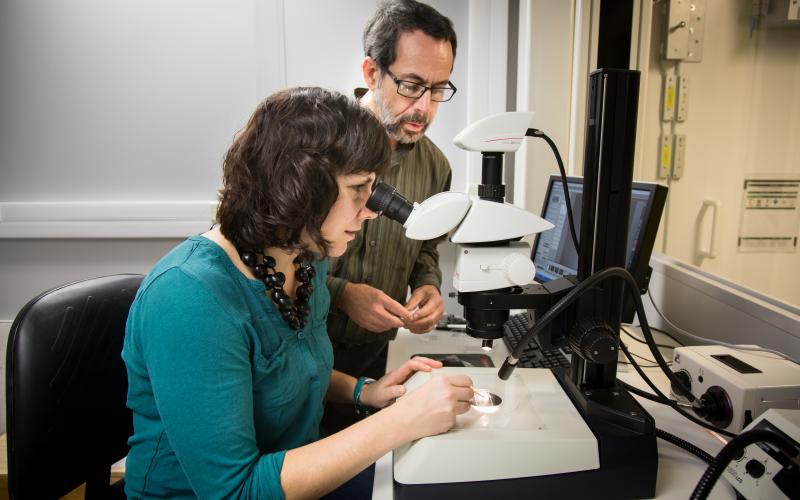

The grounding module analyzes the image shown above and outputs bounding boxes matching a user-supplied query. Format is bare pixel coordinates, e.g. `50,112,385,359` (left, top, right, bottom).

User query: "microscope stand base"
393,369,658,500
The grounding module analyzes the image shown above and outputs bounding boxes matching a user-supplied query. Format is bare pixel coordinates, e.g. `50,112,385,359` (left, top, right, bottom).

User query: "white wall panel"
636,0,800,306
0,0,488,321
0,0,262,204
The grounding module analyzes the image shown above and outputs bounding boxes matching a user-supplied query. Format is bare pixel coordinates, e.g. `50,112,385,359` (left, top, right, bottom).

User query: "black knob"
478,183,505,200
569,319,618,364
671,369,692,398
693,386,733,428
745,459,765,479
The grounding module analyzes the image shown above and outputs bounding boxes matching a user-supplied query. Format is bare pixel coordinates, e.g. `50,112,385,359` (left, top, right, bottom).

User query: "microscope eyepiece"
367,181,414,225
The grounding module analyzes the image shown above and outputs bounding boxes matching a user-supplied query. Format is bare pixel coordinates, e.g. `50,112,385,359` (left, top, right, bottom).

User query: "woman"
122,87,474,499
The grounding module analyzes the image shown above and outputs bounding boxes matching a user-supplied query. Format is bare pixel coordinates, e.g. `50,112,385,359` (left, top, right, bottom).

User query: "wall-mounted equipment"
665,0,707,61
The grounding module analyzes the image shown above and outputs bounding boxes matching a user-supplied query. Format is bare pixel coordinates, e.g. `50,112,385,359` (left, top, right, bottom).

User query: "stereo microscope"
369,70,660,499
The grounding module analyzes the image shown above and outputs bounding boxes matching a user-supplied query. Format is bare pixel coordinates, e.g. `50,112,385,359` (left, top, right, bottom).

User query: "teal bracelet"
353,376,376,415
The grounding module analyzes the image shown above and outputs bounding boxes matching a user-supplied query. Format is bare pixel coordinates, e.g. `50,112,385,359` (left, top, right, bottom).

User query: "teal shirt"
122,236,332,499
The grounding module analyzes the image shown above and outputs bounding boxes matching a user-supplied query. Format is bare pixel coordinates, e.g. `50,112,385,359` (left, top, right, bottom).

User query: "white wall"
515,0,800,308
0,0,262,323
0,0,488,319
635,0,800,306
515,0,578,214
0,0,261,205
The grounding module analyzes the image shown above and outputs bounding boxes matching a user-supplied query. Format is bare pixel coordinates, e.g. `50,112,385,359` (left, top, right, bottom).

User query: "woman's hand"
391,373,474,439
359,357,474,441
359,356,442,409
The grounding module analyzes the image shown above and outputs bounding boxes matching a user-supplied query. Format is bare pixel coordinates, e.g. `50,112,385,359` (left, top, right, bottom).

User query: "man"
324,0,457,430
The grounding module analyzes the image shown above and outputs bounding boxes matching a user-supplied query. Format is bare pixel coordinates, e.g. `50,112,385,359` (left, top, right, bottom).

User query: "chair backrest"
6,274,144,500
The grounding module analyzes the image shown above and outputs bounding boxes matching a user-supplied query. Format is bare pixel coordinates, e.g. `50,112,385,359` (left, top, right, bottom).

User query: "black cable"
501,267,694,404
629,350,670,366
621,325,678,349
640,295,687,346
619,361,660,368
647,325,685,346
526,128,580,254
619,342,736,438
656,428,715,465
499,266,740,438
619,340,663,364
690,429,798,500
624,377,717,465
619,342,684,417
620,379,666,403
623,330,672,349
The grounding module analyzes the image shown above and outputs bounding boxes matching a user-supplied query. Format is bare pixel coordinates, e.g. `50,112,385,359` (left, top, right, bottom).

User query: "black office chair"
6,274,144,500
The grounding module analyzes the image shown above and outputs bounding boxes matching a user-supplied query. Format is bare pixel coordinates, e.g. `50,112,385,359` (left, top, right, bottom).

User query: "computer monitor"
531,175,667,322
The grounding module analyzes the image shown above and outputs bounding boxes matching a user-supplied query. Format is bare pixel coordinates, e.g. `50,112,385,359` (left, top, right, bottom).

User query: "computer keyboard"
502,312,572,369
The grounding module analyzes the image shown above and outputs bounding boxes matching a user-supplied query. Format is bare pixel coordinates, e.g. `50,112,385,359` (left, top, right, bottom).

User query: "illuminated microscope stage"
393,367,599,485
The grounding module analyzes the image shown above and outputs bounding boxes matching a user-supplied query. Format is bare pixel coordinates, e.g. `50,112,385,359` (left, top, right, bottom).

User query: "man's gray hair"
363,0,457,71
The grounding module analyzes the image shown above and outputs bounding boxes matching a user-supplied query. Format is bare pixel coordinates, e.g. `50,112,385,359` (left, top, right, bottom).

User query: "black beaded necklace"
239,249,316,330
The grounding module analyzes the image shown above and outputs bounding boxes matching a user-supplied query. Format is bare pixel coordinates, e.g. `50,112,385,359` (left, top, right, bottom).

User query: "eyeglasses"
383,68,457,102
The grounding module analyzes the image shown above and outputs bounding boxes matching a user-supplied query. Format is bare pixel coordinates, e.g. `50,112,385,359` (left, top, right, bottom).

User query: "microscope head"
366,111,554,349
453,111,536,152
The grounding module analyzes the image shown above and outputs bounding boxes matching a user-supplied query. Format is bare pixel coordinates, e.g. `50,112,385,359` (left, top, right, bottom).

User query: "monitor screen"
531,175,667,321
532,178,583,282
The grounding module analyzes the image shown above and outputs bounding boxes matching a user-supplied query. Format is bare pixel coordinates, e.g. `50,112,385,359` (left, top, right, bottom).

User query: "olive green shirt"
326,135,451,345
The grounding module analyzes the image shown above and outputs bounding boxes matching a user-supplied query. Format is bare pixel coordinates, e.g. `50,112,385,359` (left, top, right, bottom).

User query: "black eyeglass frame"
383,67,457,102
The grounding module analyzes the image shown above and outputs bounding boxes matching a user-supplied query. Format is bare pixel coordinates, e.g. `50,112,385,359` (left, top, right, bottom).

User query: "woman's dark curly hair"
217,87,390,258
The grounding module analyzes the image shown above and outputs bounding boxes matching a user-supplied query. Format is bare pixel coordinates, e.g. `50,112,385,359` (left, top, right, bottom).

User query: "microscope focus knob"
569,319,618,364
502,253,536,286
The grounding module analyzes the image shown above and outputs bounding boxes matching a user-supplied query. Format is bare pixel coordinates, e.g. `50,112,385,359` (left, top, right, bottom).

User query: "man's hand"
403,285,444,334
339,282,410,332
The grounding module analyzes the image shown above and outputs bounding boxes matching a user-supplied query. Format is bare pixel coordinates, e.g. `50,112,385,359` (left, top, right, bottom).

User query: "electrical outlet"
659,134,673,179
673,134,686,179
676,76,689,122
663,75,677,121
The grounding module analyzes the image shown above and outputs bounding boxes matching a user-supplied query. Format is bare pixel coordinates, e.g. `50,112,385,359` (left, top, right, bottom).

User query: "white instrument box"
671,345,800,432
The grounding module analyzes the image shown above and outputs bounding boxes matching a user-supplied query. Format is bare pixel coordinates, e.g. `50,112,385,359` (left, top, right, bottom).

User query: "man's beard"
375,85,429,144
